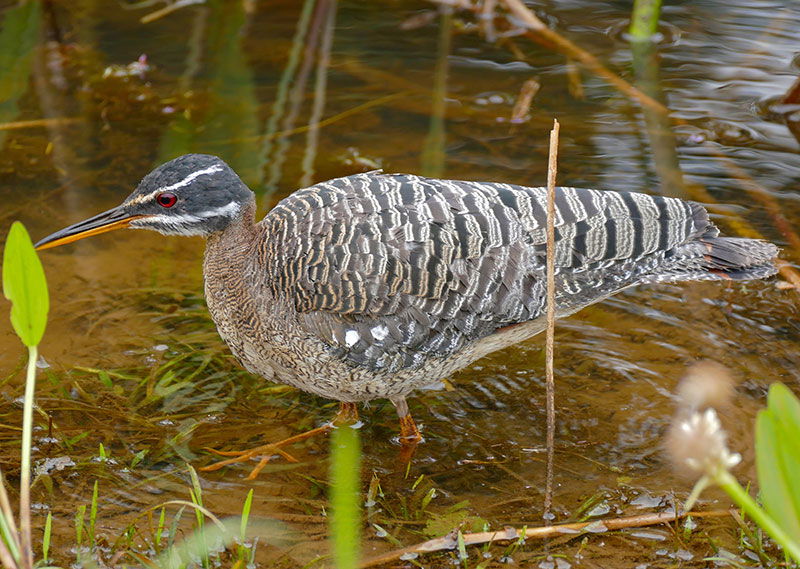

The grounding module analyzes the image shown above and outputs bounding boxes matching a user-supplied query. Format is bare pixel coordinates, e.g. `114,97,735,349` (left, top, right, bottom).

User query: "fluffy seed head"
666,408,741,480
676,360,735,413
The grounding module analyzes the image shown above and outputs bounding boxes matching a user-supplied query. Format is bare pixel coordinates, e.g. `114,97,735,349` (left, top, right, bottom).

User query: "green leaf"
768,383,800,439
2,221,49,346
756,407,800,542
767,384,800,534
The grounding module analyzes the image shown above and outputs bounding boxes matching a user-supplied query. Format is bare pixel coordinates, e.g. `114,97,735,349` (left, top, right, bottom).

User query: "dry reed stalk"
0,117,81,131
360,509,732,567
509,78,540,124
543,119,559,514
781,76,800,105
139,0,204,24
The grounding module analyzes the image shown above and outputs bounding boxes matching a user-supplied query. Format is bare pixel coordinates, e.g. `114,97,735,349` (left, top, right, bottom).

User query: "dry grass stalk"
139,0,204,24
543,119,559,514
510,78,540,124
0,117,82,131
360,509,732,567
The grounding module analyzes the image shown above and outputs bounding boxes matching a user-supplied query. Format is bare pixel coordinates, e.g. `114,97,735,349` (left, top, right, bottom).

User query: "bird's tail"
693,235,779,280
640,236,778,285
641,202,779,284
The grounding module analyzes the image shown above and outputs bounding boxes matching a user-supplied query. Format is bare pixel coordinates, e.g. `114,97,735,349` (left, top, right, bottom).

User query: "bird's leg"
391,397,423,443
391,397,422,466
200,401,359,479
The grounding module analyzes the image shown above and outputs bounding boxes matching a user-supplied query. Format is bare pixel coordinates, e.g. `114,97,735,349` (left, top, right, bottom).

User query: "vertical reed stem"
19,344,37,569
543,119,559,514
331,425,361,569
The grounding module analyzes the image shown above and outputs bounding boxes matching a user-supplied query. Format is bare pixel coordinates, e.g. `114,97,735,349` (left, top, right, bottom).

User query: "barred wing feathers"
258,173,776,372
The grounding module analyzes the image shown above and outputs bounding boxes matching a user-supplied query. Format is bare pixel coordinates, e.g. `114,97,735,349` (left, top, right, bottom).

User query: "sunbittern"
36,154,778,477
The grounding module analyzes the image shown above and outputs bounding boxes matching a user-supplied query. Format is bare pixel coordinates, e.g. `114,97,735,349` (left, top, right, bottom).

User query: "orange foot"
200,402,359,480
397,410,423,465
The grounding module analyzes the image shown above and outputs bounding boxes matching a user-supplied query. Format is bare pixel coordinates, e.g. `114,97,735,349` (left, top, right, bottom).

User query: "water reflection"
0,2,40,150
158,0,261,189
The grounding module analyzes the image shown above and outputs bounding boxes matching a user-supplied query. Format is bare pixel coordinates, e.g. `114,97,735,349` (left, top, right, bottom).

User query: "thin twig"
479,0,497,42
360,509,732,567
0,117,81,131
543,119,559,515
140,0,204,24
509,78,540,125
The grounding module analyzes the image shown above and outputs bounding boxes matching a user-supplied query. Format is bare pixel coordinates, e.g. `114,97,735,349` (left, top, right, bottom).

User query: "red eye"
156,192,177,207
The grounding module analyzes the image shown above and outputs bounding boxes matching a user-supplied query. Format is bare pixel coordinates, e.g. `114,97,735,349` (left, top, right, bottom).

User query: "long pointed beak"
35,206,145,251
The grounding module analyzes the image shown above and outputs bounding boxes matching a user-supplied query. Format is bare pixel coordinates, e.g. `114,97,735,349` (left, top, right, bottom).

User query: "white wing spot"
371,325,389,341
345,330,360,347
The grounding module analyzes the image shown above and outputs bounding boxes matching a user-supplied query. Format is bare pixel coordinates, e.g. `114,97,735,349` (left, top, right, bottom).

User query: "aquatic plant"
629,0,662,41
1,221,49,569
330,423,362,569
668,381,800,563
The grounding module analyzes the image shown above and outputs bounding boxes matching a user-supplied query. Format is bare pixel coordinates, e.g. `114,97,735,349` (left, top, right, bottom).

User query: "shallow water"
0,0,798,567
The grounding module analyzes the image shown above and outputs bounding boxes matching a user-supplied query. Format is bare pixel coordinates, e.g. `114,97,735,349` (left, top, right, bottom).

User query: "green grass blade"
75,504,86,547
2,221,49,347
156,506,167,552
0,499,20,563
42,511,52,562
330,425,361,569
240,488,254,542
89,480,99,548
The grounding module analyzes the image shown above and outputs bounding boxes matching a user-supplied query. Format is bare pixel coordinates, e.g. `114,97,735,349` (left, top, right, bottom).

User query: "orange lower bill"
35,214,146,251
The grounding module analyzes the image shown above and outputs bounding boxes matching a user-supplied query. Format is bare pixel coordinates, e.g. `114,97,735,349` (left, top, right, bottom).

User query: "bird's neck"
205,198,256,247
203,198,258,277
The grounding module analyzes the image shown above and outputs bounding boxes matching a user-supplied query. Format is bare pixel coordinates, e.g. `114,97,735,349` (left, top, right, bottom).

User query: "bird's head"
35,154,253,250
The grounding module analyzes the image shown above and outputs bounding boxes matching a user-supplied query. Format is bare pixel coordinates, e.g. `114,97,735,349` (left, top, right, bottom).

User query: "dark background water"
0,1,798,566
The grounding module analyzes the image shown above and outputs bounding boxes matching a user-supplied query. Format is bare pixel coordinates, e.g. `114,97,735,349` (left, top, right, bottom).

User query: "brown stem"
543,119,559,515
360,508,732,567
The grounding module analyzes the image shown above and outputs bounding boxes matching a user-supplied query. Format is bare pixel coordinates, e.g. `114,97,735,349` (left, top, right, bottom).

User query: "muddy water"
0,0,798,567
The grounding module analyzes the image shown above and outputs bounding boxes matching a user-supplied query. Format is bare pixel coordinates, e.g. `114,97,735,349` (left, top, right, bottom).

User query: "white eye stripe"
159,165,224,192
131,202,240,226
126,164,224,206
